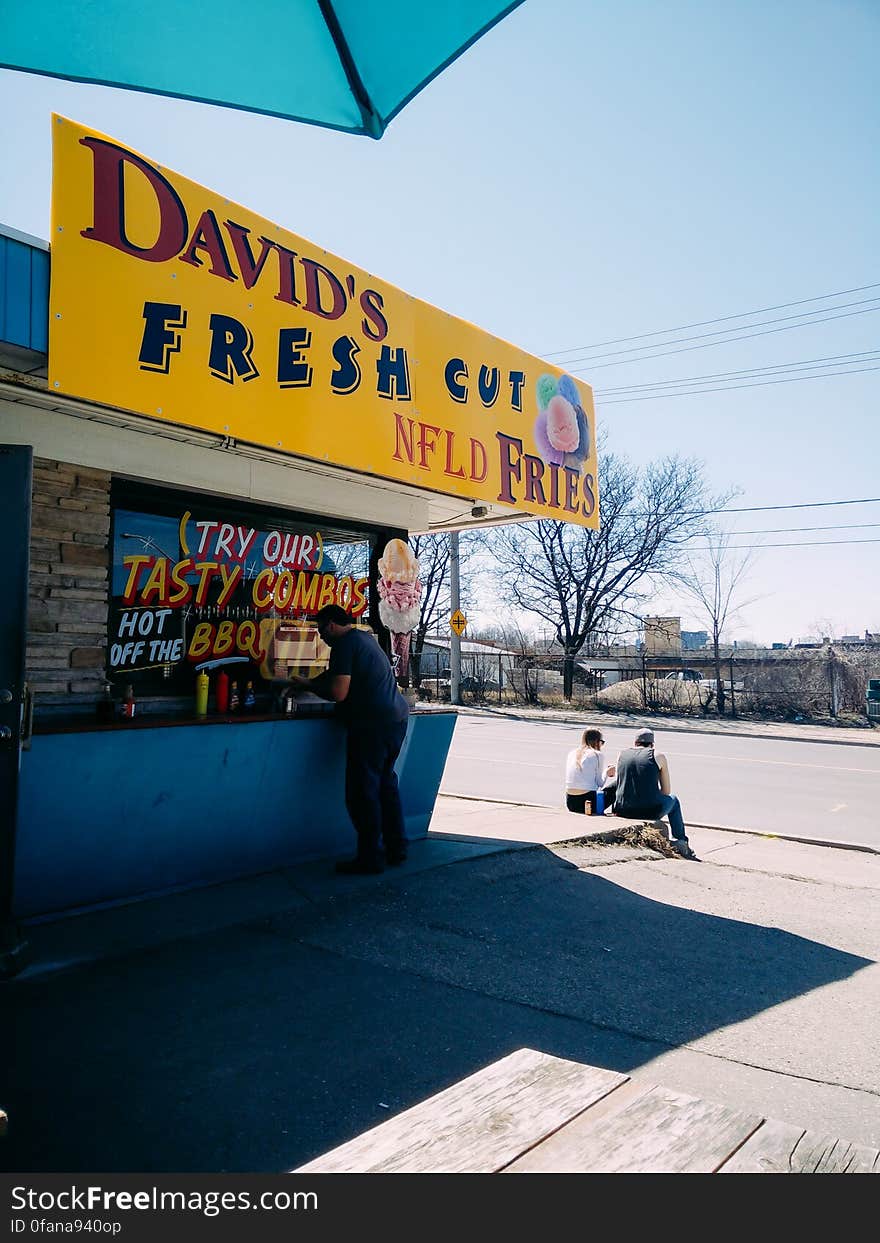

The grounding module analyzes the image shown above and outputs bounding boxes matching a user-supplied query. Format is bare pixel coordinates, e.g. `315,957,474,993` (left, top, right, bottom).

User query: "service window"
107,482,372,698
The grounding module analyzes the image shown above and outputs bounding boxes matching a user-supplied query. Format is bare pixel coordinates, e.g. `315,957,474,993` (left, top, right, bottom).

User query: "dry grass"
553,822,679,858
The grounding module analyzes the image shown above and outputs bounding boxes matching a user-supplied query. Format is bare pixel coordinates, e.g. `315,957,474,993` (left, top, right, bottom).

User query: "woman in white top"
564,728,616,814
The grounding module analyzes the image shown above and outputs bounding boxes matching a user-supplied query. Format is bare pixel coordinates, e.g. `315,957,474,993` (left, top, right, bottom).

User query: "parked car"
663,669,744,692
420,674,498,695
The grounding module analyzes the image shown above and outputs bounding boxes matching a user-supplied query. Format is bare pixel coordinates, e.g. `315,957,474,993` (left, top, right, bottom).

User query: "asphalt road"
439,716,880,848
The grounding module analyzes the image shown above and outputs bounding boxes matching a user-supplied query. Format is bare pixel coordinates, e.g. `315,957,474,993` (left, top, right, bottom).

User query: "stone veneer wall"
27,457,111,701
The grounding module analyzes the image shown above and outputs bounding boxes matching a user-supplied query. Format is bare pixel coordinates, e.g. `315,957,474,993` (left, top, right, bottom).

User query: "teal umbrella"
1,0,524,138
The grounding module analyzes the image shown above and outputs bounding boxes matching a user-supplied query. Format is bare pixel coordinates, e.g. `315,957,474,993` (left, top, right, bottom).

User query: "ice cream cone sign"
377,538,422,683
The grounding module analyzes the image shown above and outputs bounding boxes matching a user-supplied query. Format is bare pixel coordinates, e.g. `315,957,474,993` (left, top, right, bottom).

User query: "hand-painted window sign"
450,610,468,636
109,501,369,687
50,116,600,529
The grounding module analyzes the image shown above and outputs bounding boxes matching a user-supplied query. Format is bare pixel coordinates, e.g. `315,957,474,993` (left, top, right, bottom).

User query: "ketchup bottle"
216,668,230,714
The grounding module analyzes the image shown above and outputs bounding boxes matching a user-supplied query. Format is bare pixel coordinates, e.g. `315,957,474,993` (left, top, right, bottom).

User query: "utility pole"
829,647,839,718
450,530,461,705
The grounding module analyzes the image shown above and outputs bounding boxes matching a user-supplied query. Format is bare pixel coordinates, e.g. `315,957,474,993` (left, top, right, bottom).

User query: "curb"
436,792,880,856
436,704,880,750
685,822,880,856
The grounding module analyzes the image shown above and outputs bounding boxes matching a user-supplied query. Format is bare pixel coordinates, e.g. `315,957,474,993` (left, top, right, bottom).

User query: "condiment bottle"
195,670,209,718
216,668,230,714
96,681,115,723
122,684,136,719
229,680,240,712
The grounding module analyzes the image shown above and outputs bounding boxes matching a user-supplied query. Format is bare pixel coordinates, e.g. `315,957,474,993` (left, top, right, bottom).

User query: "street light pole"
450,530,461,705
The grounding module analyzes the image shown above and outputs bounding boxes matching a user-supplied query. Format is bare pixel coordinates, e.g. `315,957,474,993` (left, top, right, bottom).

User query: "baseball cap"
634,728,655,745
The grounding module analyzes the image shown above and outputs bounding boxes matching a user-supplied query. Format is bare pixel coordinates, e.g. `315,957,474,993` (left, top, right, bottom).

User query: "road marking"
451,750,880,776
667,750,880,775
450,756,560,770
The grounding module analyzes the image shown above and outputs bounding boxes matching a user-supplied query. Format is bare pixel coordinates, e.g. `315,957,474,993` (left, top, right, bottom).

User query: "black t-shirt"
328,628,409,727
613,746,663,816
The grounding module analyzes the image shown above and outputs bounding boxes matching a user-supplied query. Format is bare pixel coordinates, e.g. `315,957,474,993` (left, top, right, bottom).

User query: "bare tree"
481,452,725,699
322,536,370,578
495,618,540,705
408,532,475,686
672,533,758,715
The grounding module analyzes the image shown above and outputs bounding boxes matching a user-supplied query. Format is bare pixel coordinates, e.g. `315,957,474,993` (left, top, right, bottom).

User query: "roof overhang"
0,370,531,533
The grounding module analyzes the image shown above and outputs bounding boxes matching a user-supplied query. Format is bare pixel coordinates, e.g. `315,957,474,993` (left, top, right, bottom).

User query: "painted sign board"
450,610,468,636
110,497,370,689
49,116,599,528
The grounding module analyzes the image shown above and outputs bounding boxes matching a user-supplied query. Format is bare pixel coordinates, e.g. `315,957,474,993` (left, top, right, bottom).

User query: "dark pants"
566,784,616,815
345,719,408,865
612,793,687,841
566,791,596,814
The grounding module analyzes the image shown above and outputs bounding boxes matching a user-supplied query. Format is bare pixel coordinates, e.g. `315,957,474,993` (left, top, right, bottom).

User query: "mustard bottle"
195,670,210,718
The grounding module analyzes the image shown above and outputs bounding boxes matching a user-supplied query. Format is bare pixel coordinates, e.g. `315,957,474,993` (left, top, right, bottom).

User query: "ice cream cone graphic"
390,630,412,679
377,538,421,683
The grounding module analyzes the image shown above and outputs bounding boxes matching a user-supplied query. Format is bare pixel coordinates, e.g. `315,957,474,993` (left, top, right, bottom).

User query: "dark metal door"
0,444,32,970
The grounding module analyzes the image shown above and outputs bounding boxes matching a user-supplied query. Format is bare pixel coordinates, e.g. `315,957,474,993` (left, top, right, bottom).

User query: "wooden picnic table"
295,1048,879,1174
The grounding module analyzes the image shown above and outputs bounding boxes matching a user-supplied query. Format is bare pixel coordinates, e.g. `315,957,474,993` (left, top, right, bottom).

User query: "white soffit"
0,378,527,532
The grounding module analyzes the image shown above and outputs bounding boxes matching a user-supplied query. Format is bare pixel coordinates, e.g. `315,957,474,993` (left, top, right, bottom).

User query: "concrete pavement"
3,793,879,1171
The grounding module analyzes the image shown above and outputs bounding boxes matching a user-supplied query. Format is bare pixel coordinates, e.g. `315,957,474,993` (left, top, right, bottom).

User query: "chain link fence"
412,643,880,723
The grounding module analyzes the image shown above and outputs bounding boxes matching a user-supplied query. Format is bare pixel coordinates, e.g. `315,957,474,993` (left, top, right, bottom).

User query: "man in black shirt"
613,727,699,860
288,604,410,874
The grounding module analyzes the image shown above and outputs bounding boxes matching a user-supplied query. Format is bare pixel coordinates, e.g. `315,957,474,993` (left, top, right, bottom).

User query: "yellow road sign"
450,609,468,636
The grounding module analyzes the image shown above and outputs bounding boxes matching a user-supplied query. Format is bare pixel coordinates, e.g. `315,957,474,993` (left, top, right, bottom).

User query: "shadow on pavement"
1,846,871,1171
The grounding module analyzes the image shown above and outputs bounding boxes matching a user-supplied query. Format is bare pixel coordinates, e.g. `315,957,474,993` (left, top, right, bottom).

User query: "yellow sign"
450,610,468,636
49,116,599,528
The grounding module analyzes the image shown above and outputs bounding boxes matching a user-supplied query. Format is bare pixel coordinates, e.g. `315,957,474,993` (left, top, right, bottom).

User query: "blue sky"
1,0,878,643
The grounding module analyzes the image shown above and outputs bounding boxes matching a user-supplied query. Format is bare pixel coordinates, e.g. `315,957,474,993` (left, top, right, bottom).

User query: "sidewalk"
14,794,880,978
431,792,880,856
417,701,880,749
3,794,879,1171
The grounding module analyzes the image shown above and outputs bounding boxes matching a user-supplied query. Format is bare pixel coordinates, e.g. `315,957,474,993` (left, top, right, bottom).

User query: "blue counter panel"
14,712,455,919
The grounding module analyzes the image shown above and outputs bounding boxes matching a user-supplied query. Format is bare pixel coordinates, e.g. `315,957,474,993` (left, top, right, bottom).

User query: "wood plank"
294,1049,628,1173
506,1082,763,1173
719,1120,880,1173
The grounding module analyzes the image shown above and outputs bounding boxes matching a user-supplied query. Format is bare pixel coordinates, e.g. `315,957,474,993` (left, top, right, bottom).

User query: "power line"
560,297,880,367
688,538,880,549
703,497,880,515
594,350,880,396
568,306,880,372
716,522,880,535
541,281,880,359
596,362,880,404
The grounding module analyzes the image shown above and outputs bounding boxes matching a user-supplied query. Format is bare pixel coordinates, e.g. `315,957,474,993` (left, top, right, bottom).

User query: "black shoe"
335,857,385,875
385,852,408,867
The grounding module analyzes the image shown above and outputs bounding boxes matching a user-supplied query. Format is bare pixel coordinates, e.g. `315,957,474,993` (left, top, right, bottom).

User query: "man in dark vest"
613,727,699,860
288,604,410,875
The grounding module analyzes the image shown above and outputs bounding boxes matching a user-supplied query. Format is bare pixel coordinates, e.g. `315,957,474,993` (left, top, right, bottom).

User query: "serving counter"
13,709,456,921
